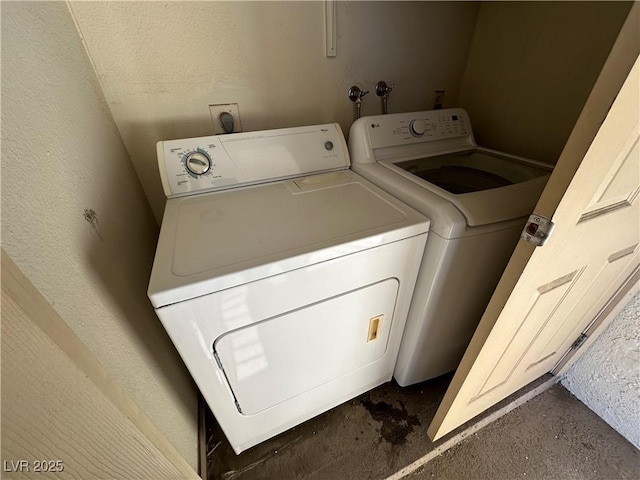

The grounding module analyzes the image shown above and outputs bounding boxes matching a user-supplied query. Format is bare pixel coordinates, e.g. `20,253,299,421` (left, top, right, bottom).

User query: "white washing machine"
349,108,553,386
148,124,429,454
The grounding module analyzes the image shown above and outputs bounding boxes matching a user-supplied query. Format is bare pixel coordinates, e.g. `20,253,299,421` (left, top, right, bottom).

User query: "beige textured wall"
458,1,632,164
68,0,480,221
1,2,198,468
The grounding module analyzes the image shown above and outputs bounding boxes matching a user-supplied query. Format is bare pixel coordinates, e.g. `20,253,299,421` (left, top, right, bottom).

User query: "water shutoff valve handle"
375,81,394,114
375,81,394,98
348,86,369,103
348,86,369,120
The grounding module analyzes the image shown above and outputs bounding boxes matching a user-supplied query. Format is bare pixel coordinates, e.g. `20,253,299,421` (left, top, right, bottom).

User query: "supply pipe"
348,86,369,120
375,81,394,114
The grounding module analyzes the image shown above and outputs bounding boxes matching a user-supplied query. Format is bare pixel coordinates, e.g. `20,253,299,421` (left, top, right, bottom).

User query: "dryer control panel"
157,124,349,197
349,108,476,164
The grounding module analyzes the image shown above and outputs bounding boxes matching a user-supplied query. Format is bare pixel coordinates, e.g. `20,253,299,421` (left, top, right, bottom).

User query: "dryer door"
214,279,398,415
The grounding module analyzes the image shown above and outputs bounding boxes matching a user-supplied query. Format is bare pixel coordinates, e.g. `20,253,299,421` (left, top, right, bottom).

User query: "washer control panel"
363,108,473,149
158,124,349,197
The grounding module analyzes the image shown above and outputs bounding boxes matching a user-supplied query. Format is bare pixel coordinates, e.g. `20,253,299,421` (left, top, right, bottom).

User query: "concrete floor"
206,378,639,480
409,385,639,480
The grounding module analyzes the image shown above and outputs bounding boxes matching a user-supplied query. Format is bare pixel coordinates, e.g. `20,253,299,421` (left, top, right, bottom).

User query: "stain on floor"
361,398,420,446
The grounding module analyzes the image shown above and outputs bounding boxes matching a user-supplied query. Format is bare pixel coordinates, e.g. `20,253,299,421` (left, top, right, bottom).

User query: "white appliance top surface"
149,170,429,307
349,109,553,228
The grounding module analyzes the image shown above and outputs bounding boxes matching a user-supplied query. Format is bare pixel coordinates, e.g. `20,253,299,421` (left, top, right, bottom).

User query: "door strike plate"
521,213,555,246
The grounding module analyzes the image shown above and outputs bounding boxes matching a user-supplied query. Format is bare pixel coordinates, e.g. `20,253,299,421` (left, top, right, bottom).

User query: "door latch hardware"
367,315,383,342
521,213,555,246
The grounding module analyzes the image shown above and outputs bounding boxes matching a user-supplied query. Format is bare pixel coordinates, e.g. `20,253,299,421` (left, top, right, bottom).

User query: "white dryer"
148,124,429,454
349,109,553,386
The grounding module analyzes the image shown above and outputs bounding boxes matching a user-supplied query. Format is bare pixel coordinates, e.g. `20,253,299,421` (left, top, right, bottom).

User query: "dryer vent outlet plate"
210,103,242,134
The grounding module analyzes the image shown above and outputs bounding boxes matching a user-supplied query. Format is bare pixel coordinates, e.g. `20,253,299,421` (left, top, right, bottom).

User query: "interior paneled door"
428,55,639,440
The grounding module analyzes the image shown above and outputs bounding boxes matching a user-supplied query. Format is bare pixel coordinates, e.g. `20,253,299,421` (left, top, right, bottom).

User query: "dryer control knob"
184,151,211,176
409,119,426,137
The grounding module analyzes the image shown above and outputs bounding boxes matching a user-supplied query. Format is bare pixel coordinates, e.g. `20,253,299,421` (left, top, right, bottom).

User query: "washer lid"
392,149,551,193
382,148,552,227
148,170,429,308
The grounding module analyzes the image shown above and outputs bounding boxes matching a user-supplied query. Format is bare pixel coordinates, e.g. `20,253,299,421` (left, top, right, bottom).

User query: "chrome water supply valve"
375,81,394,114
348,86,369,120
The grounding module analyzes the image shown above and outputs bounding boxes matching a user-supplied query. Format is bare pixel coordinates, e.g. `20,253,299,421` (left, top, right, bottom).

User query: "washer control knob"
185,151,211,176
409,119,426,137
325,141,334,151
